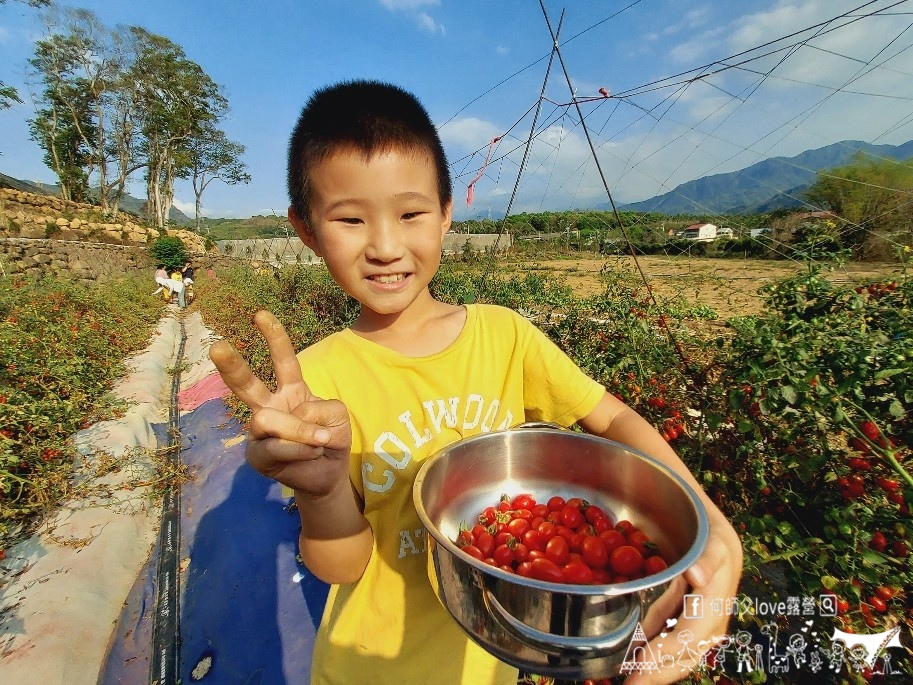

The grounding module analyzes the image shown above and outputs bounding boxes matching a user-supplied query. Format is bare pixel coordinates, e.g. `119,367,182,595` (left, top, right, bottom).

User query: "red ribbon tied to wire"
466,135,502,207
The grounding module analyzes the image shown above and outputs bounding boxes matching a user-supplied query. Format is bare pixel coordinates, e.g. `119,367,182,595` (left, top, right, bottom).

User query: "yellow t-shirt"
296,303,605,685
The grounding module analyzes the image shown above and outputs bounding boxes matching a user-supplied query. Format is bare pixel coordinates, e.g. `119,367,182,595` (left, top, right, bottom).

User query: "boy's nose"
365,219,405,262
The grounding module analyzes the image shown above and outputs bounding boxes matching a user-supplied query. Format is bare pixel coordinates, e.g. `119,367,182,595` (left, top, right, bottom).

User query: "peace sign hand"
209,310,352,499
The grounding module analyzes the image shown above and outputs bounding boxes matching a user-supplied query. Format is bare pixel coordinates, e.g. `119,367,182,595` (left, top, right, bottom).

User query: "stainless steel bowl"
413,425,709,679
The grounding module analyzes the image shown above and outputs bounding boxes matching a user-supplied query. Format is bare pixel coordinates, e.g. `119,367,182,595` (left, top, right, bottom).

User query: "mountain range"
5,138,913,224
616,139,913,215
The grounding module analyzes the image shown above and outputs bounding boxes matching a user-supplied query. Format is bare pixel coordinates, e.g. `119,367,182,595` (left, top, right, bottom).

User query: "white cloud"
439,116,503,151
171,198,199,218
379,0,443,34
416,12,443,35
496,45,509,56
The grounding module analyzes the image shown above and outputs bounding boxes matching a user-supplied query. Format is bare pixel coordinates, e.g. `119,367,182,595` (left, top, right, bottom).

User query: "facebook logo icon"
683,594,703,619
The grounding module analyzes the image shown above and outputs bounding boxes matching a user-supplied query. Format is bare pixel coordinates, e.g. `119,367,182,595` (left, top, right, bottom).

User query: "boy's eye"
337,217,363,225
402,211,424,221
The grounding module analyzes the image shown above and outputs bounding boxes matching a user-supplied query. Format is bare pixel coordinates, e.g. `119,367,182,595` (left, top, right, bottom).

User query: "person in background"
209,80,742,685
182,261,195,287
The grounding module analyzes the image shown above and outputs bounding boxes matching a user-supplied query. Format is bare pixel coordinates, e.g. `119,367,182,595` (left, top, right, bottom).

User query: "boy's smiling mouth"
371,273,407,284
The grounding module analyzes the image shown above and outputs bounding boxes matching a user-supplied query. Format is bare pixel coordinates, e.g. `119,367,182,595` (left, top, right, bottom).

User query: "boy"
209,80,742,685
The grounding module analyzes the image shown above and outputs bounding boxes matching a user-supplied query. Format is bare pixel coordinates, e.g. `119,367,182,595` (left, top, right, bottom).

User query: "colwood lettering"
362,394,513,493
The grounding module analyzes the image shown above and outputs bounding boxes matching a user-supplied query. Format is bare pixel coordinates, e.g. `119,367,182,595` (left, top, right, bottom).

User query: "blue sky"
2,0,913,221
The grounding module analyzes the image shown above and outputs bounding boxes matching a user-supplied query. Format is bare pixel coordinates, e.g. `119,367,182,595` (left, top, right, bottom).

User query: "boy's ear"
288,207,321,255
440,200,453,238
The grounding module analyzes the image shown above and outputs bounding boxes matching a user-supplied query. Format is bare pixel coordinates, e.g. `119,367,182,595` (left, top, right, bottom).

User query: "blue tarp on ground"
100,396,329,684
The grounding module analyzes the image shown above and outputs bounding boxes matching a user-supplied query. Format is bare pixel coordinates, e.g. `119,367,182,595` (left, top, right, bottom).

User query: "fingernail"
314,428,330,444
690,562,708,587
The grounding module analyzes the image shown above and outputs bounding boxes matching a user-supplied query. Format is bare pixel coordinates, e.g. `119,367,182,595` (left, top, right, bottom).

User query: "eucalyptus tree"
127,27,227,227
27,7,124,207
186,124,251,231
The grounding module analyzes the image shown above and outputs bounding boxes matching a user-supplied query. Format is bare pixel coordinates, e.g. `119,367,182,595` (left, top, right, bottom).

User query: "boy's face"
289,147,452,319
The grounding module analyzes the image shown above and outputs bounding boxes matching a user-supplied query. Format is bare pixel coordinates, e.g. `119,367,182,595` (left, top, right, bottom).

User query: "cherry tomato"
461,544,483,560
868,596,888,613
516,561,534,578
507,517,531,539
512,542,530,564
531,504,549,518
479,507,497,527
590,515,611,534
615,519,635,536
511,493,536,510
475,531,495,558
569,531,587,553
547,496,566,512
565,497,585,509
527,549,546,562
471,524,489,540
562,560,594,585
493,544,514,567
643,555,668,576
585,504,608,524
537,521,557,540
875,586,895,601
560,504,585,529
513,508,534,521
581,535,609,569
609,545,644,576
456,530,473,547
870,531,887,552
545,535,570,566
522,529,544,552
530,558,565,583
495,531,513,547
628,530,657,557
590,568,612,584
599,529,626,554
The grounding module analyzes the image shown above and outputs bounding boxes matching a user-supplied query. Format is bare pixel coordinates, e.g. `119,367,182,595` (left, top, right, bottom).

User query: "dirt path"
520,256,903,320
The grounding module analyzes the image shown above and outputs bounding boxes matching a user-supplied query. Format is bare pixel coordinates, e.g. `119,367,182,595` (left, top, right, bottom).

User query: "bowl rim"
413,426,710,596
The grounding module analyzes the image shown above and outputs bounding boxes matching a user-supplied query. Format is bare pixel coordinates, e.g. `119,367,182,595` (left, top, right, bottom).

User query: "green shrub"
149,236,187,271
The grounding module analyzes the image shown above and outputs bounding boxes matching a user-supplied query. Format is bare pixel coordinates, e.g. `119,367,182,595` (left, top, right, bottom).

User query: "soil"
520,255,903,320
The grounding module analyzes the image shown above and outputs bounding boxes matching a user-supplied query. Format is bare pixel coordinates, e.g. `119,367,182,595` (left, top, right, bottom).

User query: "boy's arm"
211,310,373,585
578,391,743,685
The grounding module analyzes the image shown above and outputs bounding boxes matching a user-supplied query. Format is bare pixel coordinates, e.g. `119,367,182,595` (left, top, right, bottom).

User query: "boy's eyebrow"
324,191,435,214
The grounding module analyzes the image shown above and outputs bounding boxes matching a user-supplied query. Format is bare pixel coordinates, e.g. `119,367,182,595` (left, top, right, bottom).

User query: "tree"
805,153,913,254
27,8,124,207
187,125,251,231
127,27,227,228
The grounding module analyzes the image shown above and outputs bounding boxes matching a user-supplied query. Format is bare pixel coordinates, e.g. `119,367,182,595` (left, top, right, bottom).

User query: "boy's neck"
351,297,466,357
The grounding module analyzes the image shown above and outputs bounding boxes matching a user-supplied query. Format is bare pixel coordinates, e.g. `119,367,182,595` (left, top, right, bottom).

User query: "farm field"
522,255,904,319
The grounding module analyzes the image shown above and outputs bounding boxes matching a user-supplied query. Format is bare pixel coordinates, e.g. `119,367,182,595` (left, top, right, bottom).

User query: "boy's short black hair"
287,79,452,226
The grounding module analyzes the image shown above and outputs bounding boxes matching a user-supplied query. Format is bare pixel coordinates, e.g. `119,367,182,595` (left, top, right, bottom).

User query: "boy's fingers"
248,406,334,448
254,310,312,397
209,340,273,409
